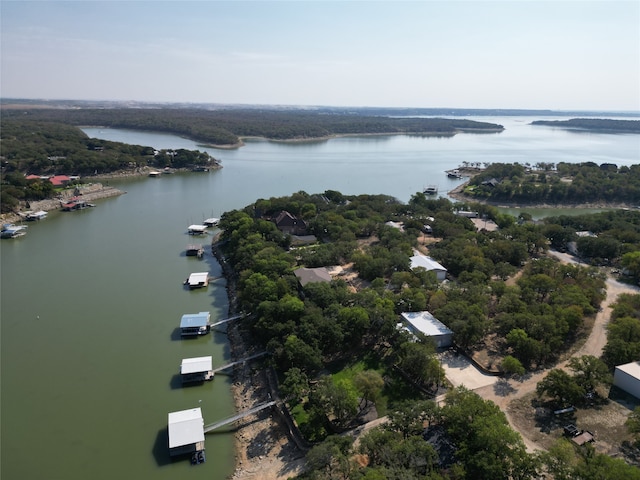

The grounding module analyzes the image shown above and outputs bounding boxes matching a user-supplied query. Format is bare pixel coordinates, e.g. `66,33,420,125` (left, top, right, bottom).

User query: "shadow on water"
169,374,206,390
151,427,173,467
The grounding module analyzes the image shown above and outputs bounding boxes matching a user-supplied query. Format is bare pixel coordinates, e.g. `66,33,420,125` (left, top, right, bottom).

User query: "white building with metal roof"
168,407,205,456
613,361,640,399
410,250,447,281
400,311,453,348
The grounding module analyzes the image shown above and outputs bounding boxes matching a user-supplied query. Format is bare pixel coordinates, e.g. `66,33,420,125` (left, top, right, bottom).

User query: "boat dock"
209,313,246,329
203,401,276,433
211,352,268,375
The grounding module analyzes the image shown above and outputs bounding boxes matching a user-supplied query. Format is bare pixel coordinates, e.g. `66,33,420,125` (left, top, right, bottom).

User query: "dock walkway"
211,352,268,374
209,313,246,328
203,401,276,433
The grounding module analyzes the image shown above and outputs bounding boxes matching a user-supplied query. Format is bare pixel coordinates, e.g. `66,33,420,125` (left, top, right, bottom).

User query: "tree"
397,341,442,387
501,355,525,377
353,370,384,410
539,439,579,480
280,367,309,403
536,369,584,406
306,435,353,480
312,376,359,430
621,251,640,281
625,406,640,447
567,355,611,393
386,400,440,438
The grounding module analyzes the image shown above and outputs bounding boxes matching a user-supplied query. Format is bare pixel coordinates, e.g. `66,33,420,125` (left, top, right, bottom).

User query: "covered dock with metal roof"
168,407,205,457
180,356,214,383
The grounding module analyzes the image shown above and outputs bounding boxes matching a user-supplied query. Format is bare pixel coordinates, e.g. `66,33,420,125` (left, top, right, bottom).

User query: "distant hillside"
0,107,504,146
531,118,640,133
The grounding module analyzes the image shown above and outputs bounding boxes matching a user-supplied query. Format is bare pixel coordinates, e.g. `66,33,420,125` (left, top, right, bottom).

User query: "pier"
209,313,247,329
203,401,276,433
211,352,268,375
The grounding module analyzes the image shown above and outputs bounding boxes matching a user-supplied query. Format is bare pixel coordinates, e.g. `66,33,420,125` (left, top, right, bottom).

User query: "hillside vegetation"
1,107,504,146
462,162,640,205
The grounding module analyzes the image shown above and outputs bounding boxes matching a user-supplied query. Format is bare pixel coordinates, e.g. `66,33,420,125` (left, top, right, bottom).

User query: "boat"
447,169,463,179
25,210,48,221
423,185,438,195
203,217,219,227
1,224,27,239
148,171,162,177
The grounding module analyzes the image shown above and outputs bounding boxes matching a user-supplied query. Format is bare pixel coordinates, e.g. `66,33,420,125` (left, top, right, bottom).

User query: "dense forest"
462,161,640,205
531,118,640,133
0,107,504,146
215,190,639,478
0,120,219,212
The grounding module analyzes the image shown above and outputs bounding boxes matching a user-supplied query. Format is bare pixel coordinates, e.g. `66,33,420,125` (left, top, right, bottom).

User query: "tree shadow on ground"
493,378,517,397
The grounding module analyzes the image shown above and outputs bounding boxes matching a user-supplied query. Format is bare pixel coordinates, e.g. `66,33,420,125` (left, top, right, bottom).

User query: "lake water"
1,116,638,480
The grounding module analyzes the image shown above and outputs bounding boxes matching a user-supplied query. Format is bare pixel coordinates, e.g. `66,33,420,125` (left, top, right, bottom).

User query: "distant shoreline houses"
25,174,79,187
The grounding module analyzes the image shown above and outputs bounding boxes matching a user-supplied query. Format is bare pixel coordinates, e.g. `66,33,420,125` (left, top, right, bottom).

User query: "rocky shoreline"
1,183,125,224
211,240,307,480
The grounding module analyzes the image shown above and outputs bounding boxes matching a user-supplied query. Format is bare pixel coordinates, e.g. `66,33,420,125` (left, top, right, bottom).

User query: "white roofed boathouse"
167,407,205,460
185,272,209,289
180,356,214,383
179,311,211,336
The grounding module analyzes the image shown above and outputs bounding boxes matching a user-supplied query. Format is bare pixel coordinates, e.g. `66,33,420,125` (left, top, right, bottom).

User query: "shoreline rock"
1,183,125,224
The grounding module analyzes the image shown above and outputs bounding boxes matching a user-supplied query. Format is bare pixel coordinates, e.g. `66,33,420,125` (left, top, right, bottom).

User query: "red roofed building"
49,175,71,187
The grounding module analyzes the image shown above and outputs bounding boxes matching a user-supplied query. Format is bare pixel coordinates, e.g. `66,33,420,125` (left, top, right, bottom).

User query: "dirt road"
473,251,639,451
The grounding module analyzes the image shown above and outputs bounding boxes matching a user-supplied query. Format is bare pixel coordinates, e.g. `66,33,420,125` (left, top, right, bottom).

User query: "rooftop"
410,251,447,272
294,267,332,286
180,311,210,328
168,408,205,449
181,356,213,375
617,361,640,379
401,311,453,337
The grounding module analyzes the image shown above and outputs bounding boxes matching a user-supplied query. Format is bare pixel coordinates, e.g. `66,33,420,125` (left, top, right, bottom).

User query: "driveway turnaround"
439,350,498,390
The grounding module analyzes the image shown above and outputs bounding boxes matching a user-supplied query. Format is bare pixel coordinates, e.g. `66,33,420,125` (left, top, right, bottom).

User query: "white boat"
203,217,219,227
423,185,438,195
1,224,27,239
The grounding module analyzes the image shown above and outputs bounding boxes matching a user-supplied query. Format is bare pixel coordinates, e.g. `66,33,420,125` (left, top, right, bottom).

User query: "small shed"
185,272,209,289
294,267,332,287
613,361,640,399
410,251,447,281
168,407,205,457
180,356,214,383
180,311,211,336
400,311,453,348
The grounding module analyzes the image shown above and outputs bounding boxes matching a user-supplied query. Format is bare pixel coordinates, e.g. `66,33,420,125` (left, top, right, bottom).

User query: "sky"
1,0,639,111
